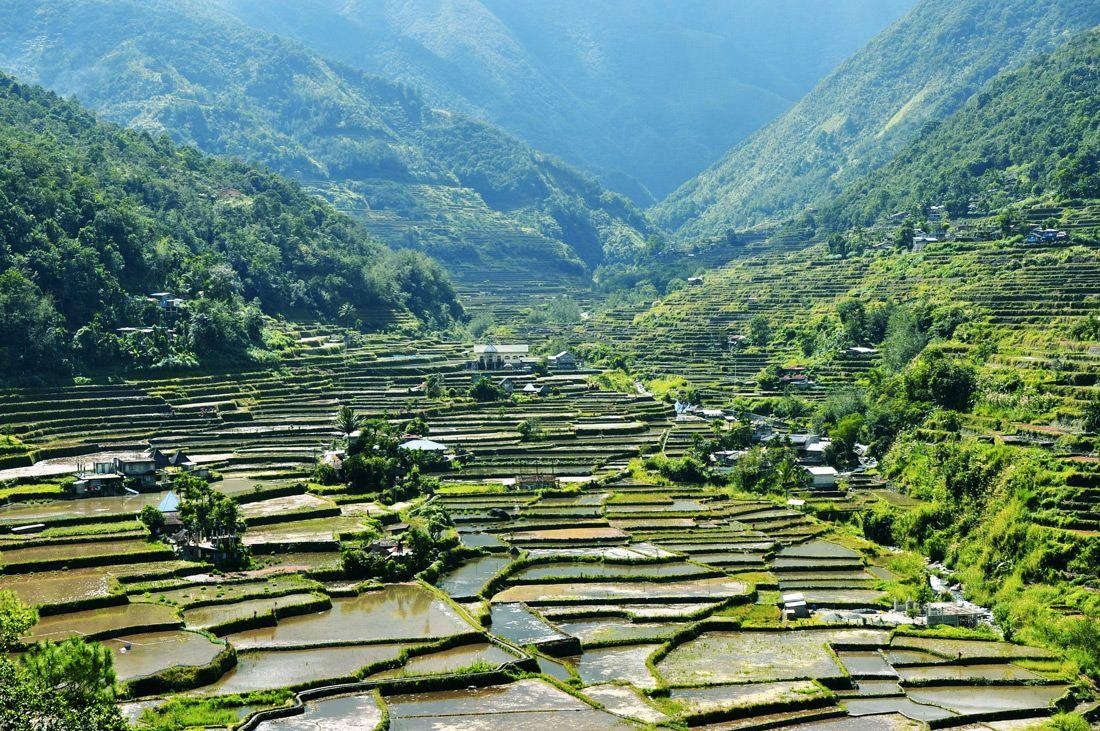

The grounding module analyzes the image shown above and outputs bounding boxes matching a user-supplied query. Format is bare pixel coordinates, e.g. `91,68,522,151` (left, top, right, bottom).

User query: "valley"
0,1,1099,729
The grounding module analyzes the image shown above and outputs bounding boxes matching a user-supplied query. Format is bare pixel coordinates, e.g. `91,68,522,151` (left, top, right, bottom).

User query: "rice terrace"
1,1,1100,729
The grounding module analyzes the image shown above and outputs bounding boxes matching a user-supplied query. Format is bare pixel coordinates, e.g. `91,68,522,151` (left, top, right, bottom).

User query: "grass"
135,689,294,730
0,482,66,502
40,520,144,538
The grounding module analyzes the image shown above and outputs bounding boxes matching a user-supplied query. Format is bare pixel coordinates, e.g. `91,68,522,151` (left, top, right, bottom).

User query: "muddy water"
493,576,747,604
488,603,568,646
575,644,659,688
0,492,166,524
513,561,708,581
906,684,1068,714
457,529,506,549
671,680,822,713
27,602,179,642
369,642,517,679
556,618,681,645
105,630,223,681
384,678,638,730
182,593,325,630
896,662,1042,682
261,692,383,730
658,629,887,685
437,555,511,599
202,644,409,695
224,585,472,649
1,538,164,566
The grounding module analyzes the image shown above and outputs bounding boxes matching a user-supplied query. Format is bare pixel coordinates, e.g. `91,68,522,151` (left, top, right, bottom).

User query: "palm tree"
335,404,360,440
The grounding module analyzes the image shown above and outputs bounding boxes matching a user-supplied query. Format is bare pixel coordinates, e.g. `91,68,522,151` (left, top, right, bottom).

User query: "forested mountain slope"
819,25,1100,229
211,0,913,203
0,73,461,377
656,0,1100,240
0,0,653,281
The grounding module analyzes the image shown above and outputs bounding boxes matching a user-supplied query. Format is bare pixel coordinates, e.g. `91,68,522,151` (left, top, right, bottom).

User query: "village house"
924,601,984,628
781,591,810,620
802,439,832,465
398,438,452,468
710,450,747,474
72,462,125,496
471,343,530,370
498,377,517,395
546,351,577,369
365,538,412,560
1025,228,1068,244
523,383,551,397
687,276,705,286
149,292,185,311
805,465,839,489
513,473,558,490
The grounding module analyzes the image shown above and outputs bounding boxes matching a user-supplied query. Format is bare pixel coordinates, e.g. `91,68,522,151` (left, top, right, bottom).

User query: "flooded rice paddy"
225,585,473,648
4,473,1072,728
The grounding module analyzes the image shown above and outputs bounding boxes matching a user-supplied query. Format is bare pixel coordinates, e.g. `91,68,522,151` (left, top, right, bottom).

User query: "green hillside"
212,0,913,203
820,26,1100,228
0,73,461,378
0,0,654,282
655,0,1100,240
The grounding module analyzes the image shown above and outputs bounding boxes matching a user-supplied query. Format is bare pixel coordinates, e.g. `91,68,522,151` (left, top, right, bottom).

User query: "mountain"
820,25,1100,228
655,0,1100,240
0,72,463,377
210,0,914,204
0,0,654,282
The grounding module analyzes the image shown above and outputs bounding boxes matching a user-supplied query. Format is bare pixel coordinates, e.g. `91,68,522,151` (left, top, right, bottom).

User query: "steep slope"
656,0,1100,240
211,0,913,203
0,73,462,377
821,26,1100,228
0,0,653,282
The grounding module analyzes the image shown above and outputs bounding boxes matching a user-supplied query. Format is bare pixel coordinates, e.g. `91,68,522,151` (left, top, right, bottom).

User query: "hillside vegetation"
655,0,1100,240
820,25,1100,228
0,0,654,281
0,73,462,378
212,0,913,203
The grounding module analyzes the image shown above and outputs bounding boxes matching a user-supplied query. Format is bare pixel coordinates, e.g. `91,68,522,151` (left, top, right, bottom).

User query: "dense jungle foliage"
0,0,655,274
0,74,463,378
821,27,1100,229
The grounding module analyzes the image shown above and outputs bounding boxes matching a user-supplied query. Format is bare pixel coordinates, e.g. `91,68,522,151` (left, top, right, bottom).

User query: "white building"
472,343,529,370
805,465,838,489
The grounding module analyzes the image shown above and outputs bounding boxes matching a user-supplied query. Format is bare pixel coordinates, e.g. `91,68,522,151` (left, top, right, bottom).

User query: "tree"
138,505,166,536
881,306,927,371
828,413,865,467
827,232,848,257
335,405,361,440
904,351,977,411
0,592,125,731
774,456,808,494
0,269,66,376
517,417,545,441
1083,394,1100,434
404,417,430,436
424,374,444,399
344,454,400,494
0,590,36,650
469,377,503,402
175,474,247,566
748,314,772,347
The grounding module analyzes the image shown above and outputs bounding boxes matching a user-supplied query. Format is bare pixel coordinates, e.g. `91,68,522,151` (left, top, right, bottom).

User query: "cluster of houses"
73,448,198,496
469,343,578,372
695,410,877,490
1025,228,1068,244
